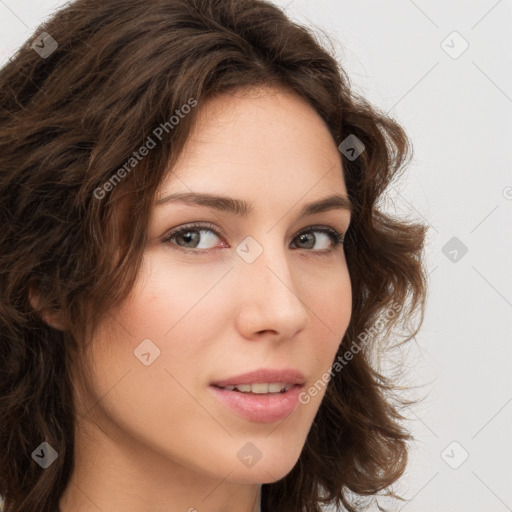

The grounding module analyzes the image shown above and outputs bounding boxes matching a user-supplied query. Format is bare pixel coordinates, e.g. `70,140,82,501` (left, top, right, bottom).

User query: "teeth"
220,382,293,394
268,383,284,393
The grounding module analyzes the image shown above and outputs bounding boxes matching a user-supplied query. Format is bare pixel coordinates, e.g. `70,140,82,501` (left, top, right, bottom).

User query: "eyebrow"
155,191,353,217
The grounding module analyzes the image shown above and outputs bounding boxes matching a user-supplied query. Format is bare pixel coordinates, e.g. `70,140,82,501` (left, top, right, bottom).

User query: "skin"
55,85,353,512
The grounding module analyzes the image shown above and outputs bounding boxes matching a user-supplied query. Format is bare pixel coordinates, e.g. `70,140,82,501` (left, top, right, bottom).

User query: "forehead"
158,86,347,200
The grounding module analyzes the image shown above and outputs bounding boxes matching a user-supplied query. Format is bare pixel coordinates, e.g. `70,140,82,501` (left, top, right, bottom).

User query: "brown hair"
0,0,428,511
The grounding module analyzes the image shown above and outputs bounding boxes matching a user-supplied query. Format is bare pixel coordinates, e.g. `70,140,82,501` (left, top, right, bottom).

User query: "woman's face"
78,86,352,485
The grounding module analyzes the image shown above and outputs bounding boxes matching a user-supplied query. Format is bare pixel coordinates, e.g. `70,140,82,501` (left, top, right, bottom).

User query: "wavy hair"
0,0,428,511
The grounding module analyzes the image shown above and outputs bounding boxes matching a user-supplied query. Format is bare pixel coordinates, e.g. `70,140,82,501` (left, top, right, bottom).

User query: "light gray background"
1,1,511,511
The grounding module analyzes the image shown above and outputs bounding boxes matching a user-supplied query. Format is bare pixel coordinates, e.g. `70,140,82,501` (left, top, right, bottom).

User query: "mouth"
208,368,306,423
210,367,306,389
211,382,296,394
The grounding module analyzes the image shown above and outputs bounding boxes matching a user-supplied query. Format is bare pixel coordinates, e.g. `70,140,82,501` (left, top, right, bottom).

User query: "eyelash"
161,222,346,256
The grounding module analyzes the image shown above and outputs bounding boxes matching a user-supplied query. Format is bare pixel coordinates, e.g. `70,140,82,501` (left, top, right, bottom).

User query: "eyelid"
162,221,224,242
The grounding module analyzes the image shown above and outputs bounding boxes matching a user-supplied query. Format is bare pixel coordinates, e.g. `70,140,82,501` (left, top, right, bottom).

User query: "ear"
28,280,68,331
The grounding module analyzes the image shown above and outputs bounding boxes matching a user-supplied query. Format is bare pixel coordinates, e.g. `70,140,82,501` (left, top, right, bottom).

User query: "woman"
0,0,428,511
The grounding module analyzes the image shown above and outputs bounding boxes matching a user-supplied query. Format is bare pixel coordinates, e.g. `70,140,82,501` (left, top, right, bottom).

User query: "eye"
161,222,345,255
161,222,224,253
291,225,345,253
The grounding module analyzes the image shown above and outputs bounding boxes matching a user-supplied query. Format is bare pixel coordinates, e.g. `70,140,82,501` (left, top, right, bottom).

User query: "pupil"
299,233,314,249
181,231,198,247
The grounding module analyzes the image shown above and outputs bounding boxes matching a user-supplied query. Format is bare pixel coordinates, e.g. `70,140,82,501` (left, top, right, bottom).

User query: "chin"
228,464,296,485
224,443,303,484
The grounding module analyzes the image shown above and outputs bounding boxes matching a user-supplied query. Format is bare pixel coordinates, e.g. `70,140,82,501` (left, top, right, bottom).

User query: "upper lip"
211,368,306,388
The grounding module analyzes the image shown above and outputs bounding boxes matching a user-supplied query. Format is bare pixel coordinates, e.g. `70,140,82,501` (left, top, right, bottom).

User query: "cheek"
117,253,231,343
86,253,236,401
296,262,352,407
76,257,237,470
305,261,352,355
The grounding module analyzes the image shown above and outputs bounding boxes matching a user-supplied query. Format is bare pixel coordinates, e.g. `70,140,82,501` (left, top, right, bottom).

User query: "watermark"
338,134,365,161
441,31,469,60
298,301,402,405
31,441,58,468
30,32,58,59
93,98,198,200
133,338,161,366
442,236,468,263
441,441,469,469
237,441,263,468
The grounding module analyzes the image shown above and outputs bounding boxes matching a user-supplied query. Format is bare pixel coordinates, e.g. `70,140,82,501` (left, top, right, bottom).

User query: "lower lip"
209,384,303,423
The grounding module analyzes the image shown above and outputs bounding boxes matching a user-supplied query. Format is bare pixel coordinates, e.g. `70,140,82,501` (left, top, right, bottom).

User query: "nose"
233,241,309,341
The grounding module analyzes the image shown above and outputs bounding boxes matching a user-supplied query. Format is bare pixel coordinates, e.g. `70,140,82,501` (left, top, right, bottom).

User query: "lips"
209,368,306,423
210,368,306,388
